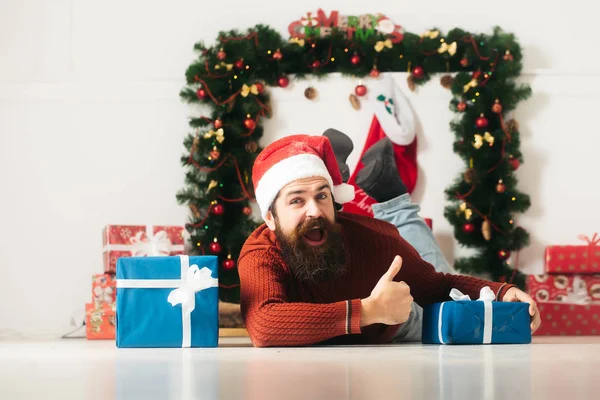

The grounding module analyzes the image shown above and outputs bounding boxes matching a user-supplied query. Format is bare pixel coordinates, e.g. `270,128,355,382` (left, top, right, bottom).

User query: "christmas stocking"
343,75,418,217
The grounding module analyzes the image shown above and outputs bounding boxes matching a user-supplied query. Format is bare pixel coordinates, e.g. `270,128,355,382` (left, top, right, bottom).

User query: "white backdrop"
1,0,598,337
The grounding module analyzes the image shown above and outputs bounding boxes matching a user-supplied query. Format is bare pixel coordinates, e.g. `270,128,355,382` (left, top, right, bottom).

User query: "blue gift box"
422,288,532,345
116,255,219,348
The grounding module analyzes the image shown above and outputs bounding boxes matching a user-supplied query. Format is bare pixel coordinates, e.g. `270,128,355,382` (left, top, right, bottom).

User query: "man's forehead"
281,177,331,195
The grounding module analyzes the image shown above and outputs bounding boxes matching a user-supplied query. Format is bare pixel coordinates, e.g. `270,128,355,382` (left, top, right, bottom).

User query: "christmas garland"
177,23,531,302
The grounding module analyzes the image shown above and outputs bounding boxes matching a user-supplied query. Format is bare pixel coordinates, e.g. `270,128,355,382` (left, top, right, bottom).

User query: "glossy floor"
1,337,598,400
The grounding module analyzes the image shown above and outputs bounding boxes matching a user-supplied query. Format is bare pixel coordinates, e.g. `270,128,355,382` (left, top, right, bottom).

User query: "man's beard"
275,216,348,284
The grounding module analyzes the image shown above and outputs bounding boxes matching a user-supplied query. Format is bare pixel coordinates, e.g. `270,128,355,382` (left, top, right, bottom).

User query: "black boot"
356,138,407,202
322,128,353,183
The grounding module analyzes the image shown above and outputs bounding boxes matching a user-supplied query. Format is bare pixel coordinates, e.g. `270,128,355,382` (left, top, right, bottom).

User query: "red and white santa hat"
252,134,355,219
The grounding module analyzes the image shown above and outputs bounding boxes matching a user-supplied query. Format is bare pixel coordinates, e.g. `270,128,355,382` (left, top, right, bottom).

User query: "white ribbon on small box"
116,255,218,347
104,225,185,256
438,286,495,344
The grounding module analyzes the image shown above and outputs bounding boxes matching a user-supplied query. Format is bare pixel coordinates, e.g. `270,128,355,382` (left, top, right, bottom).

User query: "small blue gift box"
116,255,219,348
422,287,532,345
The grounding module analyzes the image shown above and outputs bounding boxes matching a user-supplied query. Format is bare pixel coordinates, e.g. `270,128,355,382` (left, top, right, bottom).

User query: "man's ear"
264,210,276,231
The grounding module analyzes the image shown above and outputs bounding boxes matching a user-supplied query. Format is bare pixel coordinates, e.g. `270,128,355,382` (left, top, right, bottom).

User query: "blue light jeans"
371,193,451,343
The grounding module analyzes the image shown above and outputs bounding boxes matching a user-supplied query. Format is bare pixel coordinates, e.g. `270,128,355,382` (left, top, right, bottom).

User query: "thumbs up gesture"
360,256,414,327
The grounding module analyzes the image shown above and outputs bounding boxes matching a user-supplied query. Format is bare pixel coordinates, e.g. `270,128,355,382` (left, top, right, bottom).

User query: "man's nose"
305,199,323,218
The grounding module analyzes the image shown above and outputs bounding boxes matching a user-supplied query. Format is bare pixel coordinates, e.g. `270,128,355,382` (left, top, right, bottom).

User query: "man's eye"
290,198,302,205
317,193,328,200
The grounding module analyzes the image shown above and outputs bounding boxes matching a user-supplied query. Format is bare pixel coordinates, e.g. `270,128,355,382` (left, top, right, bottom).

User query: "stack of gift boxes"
85,224,186,340
527,234,600,336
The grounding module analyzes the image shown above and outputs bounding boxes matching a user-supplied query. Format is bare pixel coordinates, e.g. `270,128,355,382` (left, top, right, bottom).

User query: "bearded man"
238,131,540,347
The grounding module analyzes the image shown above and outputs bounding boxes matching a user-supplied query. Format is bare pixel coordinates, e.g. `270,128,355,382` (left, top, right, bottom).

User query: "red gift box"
102,225,185,273
534,303,600,336
92,274,116,305
544,233,600,274
85,302,116,340
527,274,600,303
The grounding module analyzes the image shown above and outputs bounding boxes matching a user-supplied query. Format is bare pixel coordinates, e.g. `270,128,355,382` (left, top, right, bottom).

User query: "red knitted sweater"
238,212,514,347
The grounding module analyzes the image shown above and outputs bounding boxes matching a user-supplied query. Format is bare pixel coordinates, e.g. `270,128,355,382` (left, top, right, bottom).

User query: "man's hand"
361,256,413,327
502,287,541,333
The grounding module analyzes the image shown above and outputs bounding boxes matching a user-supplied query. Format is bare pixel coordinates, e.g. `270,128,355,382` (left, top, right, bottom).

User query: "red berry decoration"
498,250,511,260
235,59,244,69
243,207,252,216
509,158,521,171
462,223,475,234
222,258,236,270
212,204,224,216
255,82,265,94
213,119,223,129
457,102,467,112
355,84,367,97
311,60,321,69
369,67,380,78
277,76,289,88
475,114,489,128
460,58,469,67
244,117,256,131
209,241,222,254
412,66,424,79
351,54,361,65
196,88,207,99
272,49,283,61
217,49,226,61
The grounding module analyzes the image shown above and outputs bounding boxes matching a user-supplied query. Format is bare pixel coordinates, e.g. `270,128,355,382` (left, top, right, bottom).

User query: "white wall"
1,0,597,337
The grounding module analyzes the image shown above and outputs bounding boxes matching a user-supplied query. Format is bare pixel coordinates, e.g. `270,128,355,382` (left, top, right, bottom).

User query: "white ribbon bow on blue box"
422,286,531,345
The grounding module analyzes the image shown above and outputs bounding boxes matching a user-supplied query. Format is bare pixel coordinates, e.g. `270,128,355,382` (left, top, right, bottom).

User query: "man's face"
264,177,347,283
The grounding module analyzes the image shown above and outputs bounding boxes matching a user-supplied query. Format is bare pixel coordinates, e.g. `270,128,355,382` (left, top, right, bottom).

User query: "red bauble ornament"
457,102,467,112
209,148,220,160
460,58,469,67
412,66,424,79
222,258,236,270
498,250,511,260
277,76,289,88
350,54,361,65
492,101,503,114
311,60,321,69
496,180,506,193
244,117,256,131
475,114,489,128
272,49,283,60
209,241,222,254
235,59,244,69
462,223,476,233
212,204,224,216
255,82,265,94
243,206,252,216
217,49,227,61
355,84,367,97
509,158,521,170
213,119,223,129
196,88,207,99
369,67,380,78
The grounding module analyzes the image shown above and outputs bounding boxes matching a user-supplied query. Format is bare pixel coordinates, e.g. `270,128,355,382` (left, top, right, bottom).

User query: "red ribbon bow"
578,233,600,246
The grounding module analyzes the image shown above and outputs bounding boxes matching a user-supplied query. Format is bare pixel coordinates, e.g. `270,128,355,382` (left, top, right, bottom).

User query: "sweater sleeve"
391,234,516,305
238,248,362,347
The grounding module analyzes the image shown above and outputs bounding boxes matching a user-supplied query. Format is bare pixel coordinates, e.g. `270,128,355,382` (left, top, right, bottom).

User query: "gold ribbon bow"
288,37,305,47
420,30,439,39
214,62,233,71
438,41,457,56
204,128,225,143
241,84,259,98
206,180,218,193
473,132,495,149
463,78,478,93
374,39,393,52
459,202,473,220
